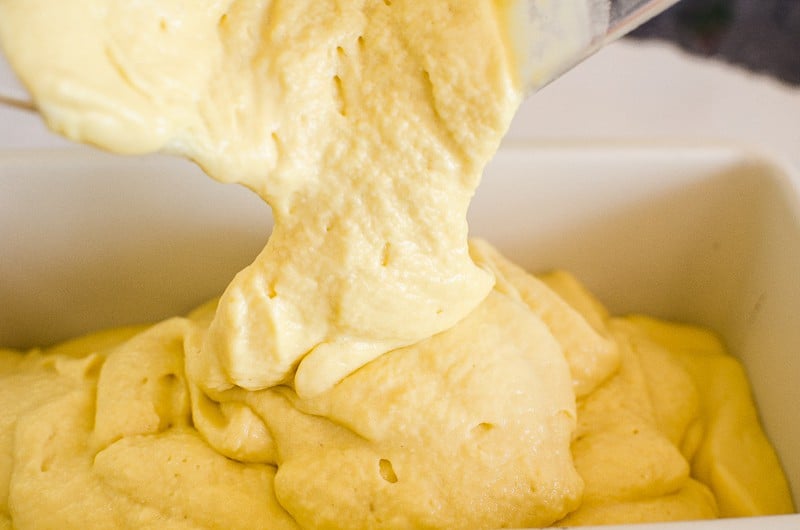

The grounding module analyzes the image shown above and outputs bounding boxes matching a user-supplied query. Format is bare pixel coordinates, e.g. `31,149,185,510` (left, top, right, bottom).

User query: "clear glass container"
516,0,682,92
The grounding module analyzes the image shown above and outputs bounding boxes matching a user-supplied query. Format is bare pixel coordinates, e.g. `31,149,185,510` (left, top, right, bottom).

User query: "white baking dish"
0,144,797,528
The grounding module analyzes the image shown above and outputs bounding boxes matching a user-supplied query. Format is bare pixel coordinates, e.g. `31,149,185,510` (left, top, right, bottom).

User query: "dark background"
628,0,800,85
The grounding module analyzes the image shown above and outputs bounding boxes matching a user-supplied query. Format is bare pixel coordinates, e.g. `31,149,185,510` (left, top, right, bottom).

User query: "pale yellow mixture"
0,0,794,529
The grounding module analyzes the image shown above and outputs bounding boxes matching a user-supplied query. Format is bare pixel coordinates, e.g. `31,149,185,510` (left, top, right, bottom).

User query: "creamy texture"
0,0,522,399
0,0,794,528
0,256,793,528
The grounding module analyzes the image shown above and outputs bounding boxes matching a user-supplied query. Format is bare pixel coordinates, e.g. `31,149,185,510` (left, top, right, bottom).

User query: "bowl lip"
7,137,797,191
0,138,797,165
491,139,800,229
498,137,799,177
572,512,800,529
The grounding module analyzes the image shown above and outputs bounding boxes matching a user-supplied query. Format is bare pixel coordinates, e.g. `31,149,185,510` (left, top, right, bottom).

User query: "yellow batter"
0,0,793,528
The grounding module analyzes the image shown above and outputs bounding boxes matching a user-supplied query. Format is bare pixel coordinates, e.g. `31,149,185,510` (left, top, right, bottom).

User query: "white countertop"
2,39,799,170
510,40,800,172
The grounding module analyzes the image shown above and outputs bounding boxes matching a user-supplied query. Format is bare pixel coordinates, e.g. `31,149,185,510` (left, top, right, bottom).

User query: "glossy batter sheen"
0,0,793,528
